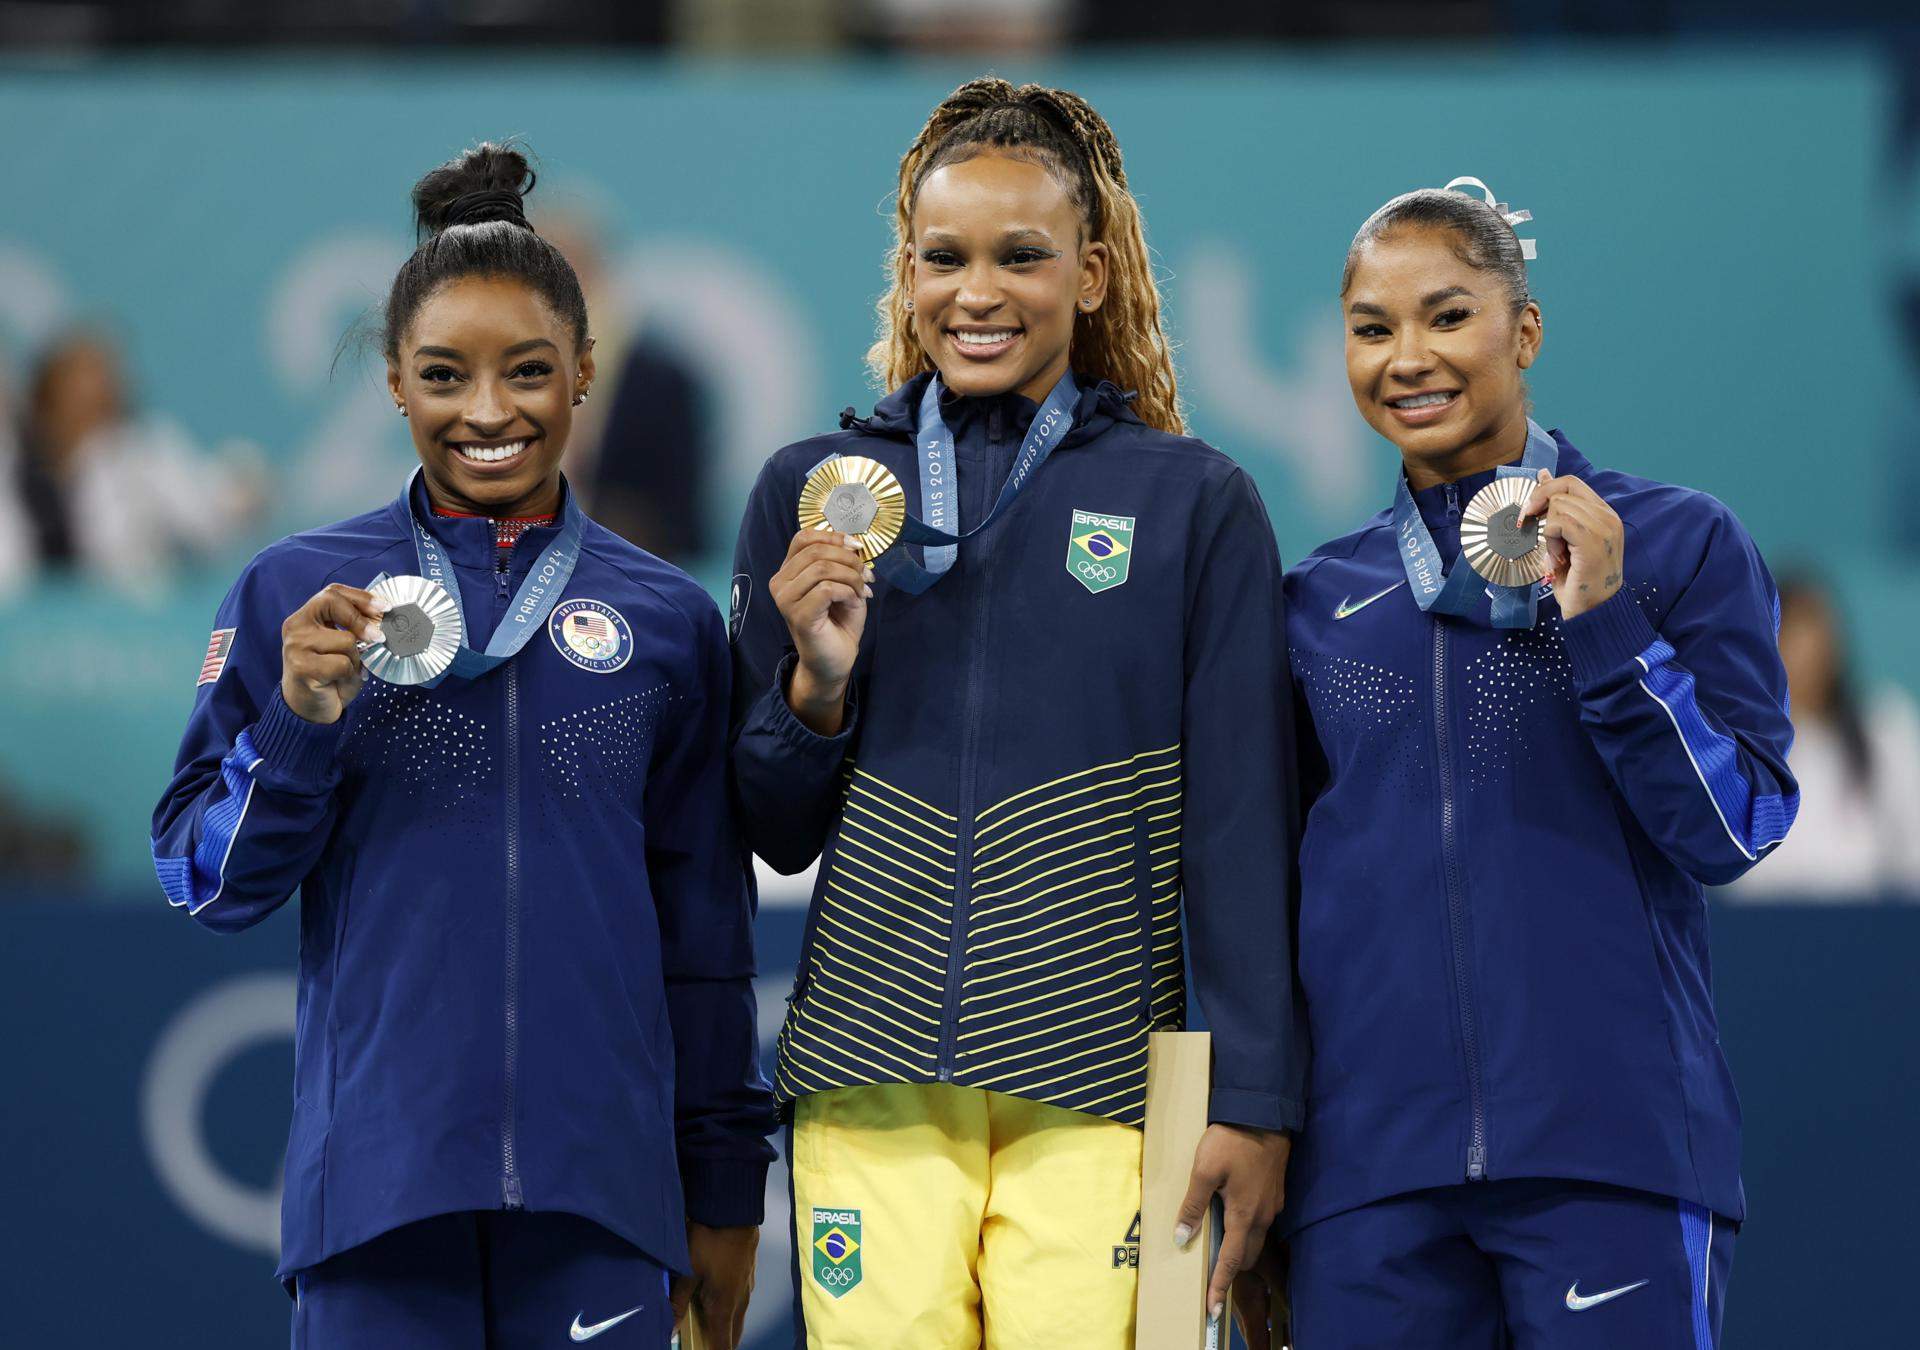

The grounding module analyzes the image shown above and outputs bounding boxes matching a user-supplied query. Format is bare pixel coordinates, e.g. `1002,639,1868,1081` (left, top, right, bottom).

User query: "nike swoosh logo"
1334,581,1407,619
571,1307,644,1341
1565,1279,1649,1312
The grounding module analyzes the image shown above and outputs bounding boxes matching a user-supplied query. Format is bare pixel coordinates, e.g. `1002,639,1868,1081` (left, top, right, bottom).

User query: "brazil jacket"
1281,428,1797,1233
729,373,1306,1133
151,475,776,1280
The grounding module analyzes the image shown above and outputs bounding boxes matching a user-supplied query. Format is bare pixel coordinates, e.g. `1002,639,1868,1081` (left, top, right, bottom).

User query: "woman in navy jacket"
1272,181,1798,1349
150,144,774,1350
729,79,1304,1344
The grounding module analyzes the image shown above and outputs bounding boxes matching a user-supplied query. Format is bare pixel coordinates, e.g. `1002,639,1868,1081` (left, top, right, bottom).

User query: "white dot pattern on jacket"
339,681,493,798
538,684,677,805
1292,648,1426,791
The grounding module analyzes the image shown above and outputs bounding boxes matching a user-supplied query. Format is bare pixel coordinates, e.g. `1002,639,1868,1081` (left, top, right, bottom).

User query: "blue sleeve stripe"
1634,638,1798,863
151,730,264,915
1679,1199,1714,1349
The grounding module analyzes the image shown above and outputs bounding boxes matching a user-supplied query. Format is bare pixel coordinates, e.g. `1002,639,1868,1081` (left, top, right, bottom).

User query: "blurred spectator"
1729,572,1920,902
1,330,265,602
538,202,716,566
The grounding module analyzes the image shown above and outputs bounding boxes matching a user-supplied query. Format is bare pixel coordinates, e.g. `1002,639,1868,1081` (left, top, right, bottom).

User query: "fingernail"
863,567,875,581
862,585,873,598
1173,1223,1193,1248
364,624,384,644
1210,1302,1224,1322
369,598,390,614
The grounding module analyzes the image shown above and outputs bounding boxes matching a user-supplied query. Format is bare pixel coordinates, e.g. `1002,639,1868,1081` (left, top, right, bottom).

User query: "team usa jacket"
729,373,1307,1133
150,476,776,1280
1282,429,1797,1233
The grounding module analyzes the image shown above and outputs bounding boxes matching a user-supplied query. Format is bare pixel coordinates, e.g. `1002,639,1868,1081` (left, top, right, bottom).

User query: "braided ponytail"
867,79,1184,435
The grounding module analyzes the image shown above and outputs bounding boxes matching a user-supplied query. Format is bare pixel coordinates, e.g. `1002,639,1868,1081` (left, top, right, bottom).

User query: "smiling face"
1343,225,1542,489
908,153,1107,403
387,273,593,517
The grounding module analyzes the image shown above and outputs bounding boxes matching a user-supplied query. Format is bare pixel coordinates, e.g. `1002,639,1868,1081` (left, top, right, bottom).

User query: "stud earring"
904,298,914,312
397,405,408,417
573,391,589,407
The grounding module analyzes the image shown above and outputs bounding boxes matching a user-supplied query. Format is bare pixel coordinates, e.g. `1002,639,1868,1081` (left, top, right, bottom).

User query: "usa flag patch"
198,628,236,686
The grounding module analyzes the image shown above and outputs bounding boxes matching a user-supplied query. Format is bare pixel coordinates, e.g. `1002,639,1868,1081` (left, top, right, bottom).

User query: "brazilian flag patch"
811,1207,863,1298
1067,509,1136,594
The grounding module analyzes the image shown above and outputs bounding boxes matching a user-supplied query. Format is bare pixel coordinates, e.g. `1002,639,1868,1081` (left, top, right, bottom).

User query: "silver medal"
361,574,465,685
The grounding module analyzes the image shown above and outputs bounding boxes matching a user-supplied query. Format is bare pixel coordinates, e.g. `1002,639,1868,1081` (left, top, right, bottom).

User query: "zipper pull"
1468,1144,1487,1180
496,549,510,598
1445,483,1461,522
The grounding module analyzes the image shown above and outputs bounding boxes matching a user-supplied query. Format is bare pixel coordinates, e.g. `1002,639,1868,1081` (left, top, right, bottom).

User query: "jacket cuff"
768,653,859,752
680,1154,770,1228
1562,591,1660,690
1208,1087,1304,1135
246,688,347,789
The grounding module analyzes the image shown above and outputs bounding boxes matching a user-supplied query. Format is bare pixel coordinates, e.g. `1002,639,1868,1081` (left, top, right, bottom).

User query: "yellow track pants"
791,1083,1143,1349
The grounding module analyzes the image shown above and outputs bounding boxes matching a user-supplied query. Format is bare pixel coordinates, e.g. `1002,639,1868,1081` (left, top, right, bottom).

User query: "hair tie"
1444,175,1535,260
444,188,528,230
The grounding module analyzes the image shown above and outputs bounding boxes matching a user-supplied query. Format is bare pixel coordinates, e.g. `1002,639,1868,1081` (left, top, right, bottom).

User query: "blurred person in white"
1730,571,1920,901
0,329,264,601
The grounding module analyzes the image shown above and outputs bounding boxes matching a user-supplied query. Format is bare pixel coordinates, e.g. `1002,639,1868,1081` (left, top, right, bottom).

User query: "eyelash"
919,247,1056,269
1349,308,1479,339
416,361,554,385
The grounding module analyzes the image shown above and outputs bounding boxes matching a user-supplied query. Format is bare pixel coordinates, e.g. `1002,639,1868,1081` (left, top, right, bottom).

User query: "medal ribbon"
403,467,584,684
1392,419,1559,630
866,372,1078,595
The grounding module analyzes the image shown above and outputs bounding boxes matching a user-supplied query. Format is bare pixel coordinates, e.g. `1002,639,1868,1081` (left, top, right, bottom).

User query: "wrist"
786,662,849,736
279,675,339,726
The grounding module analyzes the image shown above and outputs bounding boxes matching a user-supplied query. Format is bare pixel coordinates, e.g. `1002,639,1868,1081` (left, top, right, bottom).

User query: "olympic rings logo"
1077,560,1119,583
818,1266,859,1286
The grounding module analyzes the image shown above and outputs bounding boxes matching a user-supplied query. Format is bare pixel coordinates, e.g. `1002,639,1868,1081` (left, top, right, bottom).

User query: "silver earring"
904,298,914,312
397,406,408,417
573,391,589,406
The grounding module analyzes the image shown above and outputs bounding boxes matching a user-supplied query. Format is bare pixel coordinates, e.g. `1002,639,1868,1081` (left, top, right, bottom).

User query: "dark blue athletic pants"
290,1209,674,1349
1289,1179,1734,1350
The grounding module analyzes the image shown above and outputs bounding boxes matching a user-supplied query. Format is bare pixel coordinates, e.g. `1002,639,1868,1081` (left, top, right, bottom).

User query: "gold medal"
1460,477,1549,588
798,455,906,562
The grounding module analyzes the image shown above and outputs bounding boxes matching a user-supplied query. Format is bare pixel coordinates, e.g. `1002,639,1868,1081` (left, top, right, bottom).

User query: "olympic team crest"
811,1207,862,1298
1067,509,1135,594
549,599,633,674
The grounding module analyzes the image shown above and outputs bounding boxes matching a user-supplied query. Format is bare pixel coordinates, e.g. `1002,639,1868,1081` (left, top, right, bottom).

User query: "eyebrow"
1346,285,1479,318
919,228,1058,246
412,338,559,360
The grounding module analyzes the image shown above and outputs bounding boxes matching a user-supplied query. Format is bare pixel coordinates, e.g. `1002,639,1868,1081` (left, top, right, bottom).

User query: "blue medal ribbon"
867,372,1079,595
402,467,584,685
1392,419,1559,630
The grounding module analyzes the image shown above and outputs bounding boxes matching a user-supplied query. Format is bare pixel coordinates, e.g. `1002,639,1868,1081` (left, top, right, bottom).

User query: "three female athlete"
1273,181,1797,1349
728,79,1305,1347
150,143,775,1349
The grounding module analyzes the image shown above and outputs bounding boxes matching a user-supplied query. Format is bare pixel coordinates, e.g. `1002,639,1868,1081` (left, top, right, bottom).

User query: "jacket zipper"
497,553,525,1208
1433,481,1488,1181
936,491,997,1082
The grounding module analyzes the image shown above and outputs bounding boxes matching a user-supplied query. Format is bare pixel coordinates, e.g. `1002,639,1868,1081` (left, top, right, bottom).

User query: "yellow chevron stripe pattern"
775,746,1186,1127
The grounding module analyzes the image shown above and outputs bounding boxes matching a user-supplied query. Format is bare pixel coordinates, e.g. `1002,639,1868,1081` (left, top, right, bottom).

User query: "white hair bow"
1444,175,1536,260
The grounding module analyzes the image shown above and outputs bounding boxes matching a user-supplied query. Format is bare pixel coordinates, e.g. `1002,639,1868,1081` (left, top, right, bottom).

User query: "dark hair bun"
411,141,536,238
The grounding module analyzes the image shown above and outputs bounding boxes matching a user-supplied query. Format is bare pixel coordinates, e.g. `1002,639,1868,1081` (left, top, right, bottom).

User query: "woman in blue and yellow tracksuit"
728,80,1305,1346
149,144,774,1350
1276,182,1798,1349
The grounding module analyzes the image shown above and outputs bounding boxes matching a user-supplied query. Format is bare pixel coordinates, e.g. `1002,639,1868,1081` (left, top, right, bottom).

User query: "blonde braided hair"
866,78,1184,436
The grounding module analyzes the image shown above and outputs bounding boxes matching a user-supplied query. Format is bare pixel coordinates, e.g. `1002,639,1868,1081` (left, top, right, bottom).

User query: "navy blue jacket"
151,477,776,1279
1282,430,1797,1232
730,374,1306,1132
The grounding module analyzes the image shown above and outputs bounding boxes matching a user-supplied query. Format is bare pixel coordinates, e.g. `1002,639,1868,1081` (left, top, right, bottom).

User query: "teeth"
954,330,1018,347
1391,392,1455,409
454,440,529,463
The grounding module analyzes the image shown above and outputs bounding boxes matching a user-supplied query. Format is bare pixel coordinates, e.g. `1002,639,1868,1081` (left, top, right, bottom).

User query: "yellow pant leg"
791,1083,992,1350
976,1091,1143,1350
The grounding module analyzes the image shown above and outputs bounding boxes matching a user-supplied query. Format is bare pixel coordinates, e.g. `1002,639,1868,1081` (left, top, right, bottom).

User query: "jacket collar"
839,370,1139,451
1406,425,1592,529
385,469,574,573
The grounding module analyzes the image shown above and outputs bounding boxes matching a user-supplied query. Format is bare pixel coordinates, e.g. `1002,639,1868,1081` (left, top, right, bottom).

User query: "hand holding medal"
280,583,389,725
1515,469,1626,620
